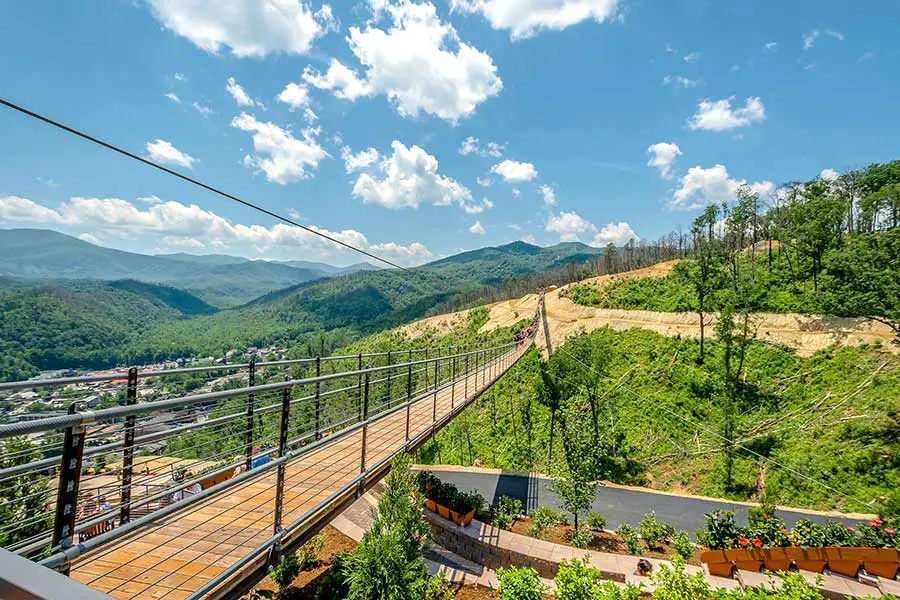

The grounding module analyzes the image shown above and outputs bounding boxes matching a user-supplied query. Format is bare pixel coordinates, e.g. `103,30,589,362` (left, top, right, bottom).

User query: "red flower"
869,518,883,527
847,526,856,532
885,528,896,535
738,537,749,547
763,514,771,520
752,538,763,548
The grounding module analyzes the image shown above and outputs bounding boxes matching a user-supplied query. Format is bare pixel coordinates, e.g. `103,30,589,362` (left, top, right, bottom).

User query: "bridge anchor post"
52,402,86,576
119,367,138,526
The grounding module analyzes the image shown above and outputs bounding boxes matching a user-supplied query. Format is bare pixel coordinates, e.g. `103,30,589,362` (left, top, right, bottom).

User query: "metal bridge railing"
0,338,526,572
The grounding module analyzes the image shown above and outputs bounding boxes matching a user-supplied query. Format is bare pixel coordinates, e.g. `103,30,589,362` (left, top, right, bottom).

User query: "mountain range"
0,228,604,380
0,229,378,306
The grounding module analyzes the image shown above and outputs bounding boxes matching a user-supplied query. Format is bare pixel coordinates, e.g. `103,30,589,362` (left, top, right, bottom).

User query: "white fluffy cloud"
0,194,433,266
819,168,840,181
670,164,774,210
491,159,537,182
148,0,336,57
451,0,619,40
231,113,328,184
146,139,196,169
646,142,681,179
545,210,638,245
463,198,494,214
226,77,262,107
688,97,766,131
538,184,556,206
351,140,473,210
803,30,820,50
476,176,492,187
341,146,380,173
302,0,502,122
469,220,485,234
593,221,638,246
458,136,504,157
277,82,310,111
164,92,181,103
545,211,595,242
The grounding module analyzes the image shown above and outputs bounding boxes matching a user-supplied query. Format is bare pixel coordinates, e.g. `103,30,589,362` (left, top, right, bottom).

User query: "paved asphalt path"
420,469,864,537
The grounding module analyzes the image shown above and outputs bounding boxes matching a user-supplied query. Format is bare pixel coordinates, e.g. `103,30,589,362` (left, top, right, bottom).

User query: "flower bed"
698,510,899,578
416,471,485,527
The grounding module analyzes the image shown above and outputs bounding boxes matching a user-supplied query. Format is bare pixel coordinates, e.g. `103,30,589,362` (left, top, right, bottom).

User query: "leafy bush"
527,505,565,538
587,512,607,531
672,530,694,560
791,519,827,548
570,526,593,548
823,521,859,547
526,521,545,539
497,566,545,600
491,495,522,530
270,554,301,590
424,574,454,600
747,498,777,528
639,511,674,549
747,514,791,548
555,556,601,600
617,523,642,555
297,534,324,570
315,551,350,600
650,556,711,600
415,471,486,516
702,510,738,550
719,571,826,600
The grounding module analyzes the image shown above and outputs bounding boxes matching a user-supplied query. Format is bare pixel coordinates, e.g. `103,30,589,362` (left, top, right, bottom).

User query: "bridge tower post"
245,358,256,472
51,402,86,576
119,367,138,525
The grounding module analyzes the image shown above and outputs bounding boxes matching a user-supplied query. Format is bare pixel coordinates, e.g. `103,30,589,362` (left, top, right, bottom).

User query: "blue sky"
0,0,896,267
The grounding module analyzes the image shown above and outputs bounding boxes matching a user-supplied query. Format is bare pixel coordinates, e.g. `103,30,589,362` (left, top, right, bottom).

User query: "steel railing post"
52,402,86,575
451,352,456,409
386,350,392,406
465,353,469,399
245,359,256,472
424,348,429,389
119,367,138,525
357,353,363,422
314,356,321,441
273,377,291,540
359,373,369,496
432,360,438,424
406,357,412,442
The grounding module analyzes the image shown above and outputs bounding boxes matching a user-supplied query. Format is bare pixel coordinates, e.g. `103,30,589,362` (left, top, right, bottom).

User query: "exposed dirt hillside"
401,259,897,357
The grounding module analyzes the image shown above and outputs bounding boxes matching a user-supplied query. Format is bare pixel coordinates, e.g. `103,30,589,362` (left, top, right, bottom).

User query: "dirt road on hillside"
401,260,897,357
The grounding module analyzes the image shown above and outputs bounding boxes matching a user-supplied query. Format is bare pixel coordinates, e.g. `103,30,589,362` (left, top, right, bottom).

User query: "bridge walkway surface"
66,343,530,600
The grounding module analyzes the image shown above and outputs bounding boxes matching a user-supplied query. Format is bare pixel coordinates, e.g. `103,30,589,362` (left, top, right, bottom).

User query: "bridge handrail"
0,341,518,439
0,340,501,392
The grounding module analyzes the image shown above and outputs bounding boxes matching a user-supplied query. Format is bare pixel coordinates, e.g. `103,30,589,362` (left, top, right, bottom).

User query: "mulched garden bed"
510,518,702,566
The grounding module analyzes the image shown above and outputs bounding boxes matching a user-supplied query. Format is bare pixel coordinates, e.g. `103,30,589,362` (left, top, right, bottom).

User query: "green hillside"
0,279,213,380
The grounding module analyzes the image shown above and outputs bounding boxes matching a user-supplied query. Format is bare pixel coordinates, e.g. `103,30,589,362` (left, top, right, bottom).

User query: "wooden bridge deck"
68,346,526,600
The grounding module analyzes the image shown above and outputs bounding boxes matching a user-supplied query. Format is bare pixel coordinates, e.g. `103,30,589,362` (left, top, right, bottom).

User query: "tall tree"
785,180,846,291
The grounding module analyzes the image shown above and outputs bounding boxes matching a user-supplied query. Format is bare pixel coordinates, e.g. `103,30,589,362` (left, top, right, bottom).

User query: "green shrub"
719,571,826,600
570,526,593,548
639,511,674,549
532,505,564,529
315,551,350,600
672,530,694,560
270,554,301,590
555,556,601,600
587,512,607,531
415,470,485,516
424,574,454,600
297,534,324,570
595,581,642,600
617,523,642,555
651,556,711,600
491,495,522,530
791,519,827,548
702,510,738,550
747,514,791,548
823,520,859,547
497,565,545,600
747,498,777,528
526,521,544,539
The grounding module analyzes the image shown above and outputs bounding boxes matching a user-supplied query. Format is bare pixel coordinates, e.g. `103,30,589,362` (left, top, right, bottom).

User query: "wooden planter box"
423,498,475,526
702,546,899,579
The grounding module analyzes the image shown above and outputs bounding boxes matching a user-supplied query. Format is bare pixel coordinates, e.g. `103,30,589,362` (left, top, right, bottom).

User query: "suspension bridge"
0,299,542,599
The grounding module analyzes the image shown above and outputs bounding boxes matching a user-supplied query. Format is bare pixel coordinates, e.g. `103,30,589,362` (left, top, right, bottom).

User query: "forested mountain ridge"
0,229,351,306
